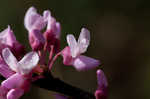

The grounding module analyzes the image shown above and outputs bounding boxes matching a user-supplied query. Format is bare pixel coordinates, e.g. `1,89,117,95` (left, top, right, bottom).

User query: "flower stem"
48,51,61,70
33,71,95,99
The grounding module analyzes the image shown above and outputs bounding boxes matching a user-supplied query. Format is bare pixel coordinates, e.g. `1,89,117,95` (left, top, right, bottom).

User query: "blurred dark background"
0,0,150,99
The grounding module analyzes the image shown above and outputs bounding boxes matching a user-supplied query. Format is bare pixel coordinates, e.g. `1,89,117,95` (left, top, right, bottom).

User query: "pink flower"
0,26,24,57
61,28,100,71
0,26,25,79
0,48,39,99
43,10,61,39
43,10,61,53
24,7,46,33
95,69,108,99
24,7,46,51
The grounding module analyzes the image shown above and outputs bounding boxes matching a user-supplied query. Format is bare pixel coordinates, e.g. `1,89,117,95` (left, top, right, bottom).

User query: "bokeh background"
0,0,150,99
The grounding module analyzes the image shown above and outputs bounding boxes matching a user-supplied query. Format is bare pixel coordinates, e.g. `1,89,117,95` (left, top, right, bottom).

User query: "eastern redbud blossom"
0,6,106,99
0,48,39,99
0,26,24,57
24,7,46,51
95,69,108,99
43,10,61,53
61,28,100,71
0,26,24,78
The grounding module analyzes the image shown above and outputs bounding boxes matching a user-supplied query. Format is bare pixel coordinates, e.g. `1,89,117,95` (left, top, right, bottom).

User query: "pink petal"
2,48,18,72
7,89,24,99
29,30,45,51
24,7,46,32
43,10,51,21
43,10,61,53
61,47,73,66
66,34,79,57
0,43,9,55
72,55,100,71
43,10,61,38
43,10,61,52
78,28,90,54
96,69,108,89
46,14,56,31
1,73,25,89
18,51,39,75
0,58,15,78
0,26,24,56
0,26,16,47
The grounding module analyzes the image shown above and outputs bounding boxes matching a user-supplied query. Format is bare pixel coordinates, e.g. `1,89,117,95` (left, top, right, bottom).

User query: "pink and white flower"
0,26,24,57
0,48,39,99
43,10,61,53
24,7,46,51
0,6,104,99
61,28,100,71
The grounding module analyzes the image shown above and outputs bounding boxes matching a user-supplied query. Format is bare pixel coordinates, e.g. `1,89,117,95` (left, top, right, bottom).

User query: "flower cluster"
0,6,108,99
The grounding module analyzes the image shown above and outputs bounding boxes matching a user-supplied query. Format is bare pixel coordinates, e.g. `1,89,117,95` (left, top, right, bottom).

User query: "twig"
33,71,95,99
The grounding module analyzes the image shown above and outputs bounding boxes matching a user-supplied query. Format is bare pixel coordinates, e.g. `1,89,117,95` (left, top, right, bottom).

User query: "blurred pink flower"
95,69,108,99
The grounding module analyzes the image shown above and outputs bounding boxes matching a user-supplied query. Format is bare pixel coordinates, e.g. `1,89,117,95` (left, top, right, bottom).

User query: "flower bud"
24,7,46,51
0,26,25,57
95,69,108,99
43,10,61,53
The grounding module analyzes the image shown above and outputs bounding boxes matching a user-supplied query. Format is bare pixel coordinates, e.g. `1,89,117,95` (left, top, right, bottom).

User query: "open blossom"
0,48,39,99
0,6,105,99
0,26,24,57
0,26,25,79
24,7,61,52
61,28,100,71
24,7,46,51
43,10,61,53
95,69,108,99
